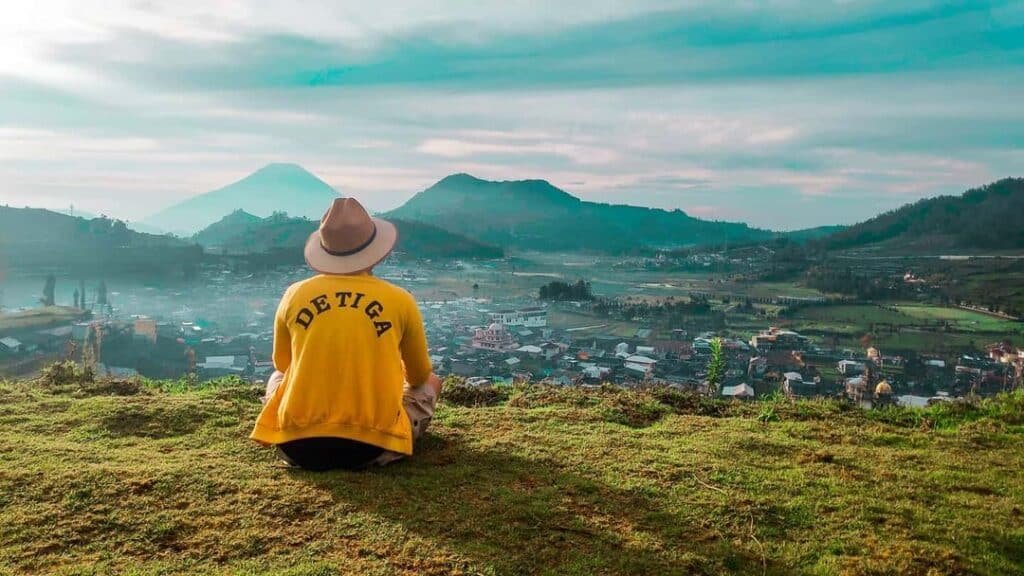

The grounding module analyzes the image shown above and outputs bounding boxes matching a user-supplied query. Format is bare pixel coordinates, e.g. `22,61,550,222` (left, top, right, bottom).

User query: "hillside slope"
387,174,773,253
0,207,202,276
144,164,341,235
194,211,503,259
1,371,1021,575
822,178,1024,252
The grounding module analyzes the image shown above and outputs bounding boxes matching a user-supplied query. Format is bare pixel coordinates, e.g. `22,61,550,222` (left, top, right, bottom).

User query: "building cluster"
2,262,1022,407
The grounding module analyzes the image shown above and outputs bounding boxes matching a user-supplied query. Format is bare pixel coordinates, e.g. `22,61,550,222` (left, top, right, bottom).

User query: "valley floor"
1,374,1022,575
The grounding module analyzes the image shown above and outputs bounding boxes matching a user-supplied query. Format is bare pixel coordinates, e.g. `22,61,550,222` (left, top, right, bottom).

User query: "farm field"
892,304,1022,333
782,303,1024,355
731,281,827,300
548,309,644,339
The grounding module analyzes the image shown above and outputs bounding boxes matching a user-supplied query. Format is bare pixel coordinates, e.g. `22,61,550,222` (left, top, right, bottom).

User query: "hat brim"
304,217,398,275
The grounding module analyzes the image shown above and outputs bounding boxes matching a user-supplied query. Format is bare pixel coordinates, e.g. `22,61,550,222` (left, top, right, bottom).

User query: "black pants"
277,437,385,472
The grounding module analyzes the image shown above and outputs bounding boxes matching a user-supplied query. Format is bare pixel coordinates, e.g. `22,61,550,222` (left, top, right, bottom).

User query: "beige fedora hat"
304,198,398,275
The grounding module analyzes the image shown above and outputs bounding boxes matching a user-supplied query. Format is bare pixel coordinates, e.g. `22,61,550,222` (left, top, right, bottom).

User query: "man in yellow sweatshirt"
250,197,442,471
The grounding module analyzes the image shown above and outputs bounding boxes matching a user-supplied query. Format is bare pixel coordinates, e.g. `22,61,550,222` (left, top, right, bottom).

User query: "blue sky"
0,1,1021,230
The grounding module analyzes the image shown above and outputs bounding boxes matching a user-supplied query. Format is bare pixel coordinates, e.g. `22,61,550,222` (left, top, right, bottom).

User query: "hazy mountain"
386,173,772,253
143,163,340,235
820,178,1024,252
194,211,503,260
0,207,202,276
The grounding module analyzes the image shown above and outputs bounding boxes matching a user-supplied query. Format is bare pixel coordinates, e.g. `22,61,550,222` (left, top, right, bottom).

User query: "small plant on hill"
705,337,726,395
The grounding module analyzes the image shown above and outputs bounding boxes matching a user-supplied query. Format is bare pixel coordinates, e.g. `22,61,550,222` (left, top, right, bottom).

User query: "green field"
892,304,1023,333
733,281,828,300
787,304,915,336
785,303,1023,349
548,309,643,338
1,372,1022,575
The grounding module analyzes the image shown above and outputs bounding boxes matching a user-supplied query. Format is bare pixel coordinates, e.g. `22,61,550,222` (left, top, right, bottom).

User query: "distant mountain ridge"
820,178,1024,252
386,173,774,253
144,163,340,235
194,210,503,260
0,207,201,276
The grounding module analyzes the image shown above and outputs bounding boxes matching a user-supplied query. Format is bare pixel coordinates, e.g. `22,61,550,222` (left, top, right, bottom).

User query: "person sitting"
250,197,442,471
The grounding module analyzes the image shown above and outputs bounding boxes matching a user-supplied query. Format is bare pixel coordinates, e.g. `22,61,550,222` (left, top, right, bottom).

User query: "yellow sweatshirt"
250,273,432,454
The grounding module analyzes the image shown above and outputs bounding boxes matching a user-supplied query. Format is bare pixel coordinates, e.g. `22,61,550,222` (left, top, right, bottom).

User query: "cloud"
417,137,618,165
0,2,1020,229
12,0,1013,97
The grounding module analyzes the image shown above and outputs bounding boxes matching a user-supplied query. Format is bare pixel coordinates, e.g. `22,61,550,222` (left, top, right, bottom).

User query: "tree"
705,337,726,395
41,274,56,307
539,279,593,301
97,281,108,306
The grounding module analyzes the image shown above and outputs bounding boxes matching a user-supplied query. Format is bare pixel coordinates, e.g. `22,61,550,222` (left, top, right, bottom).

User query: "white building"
624,355,657,376
198,355,247,372
837,360,866,375
0,337,23,353
581,364,612,380
721,383,756,398
614,342,630,358
489,307,547,328
540,342,562,360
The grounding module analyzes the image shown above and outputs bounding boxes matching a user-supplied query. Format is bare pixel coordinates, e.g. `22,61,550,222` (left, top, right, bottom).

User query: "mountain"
192,209,264,247
193,211,503,260
821,178,1024,252
0,207,202,276
143,163,340,235
386,174,772,253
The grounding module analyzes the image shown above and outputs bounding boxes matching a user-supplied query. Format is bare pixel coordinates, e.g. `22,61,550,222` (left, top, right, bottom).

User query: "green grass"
892,304,1023,333
548,310,642,338
1,369,1023,575
783,302,1024,354
738,282,827,300
791,304,915,327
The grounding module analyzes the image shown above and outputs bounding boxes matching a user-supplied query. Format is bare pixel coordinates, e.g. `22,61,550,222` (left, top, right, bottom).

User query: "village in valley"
2,247,1022,410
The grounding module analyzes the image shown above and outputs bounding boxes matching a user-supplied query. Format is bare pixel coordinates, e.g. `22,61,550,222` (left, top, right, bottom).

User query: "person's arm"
272,290,292,375
400,298,433,388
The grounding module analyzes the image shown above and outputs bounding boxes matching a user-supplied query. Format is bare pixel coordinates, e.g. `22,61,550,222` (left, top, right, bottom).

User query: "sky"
0,1,1021,230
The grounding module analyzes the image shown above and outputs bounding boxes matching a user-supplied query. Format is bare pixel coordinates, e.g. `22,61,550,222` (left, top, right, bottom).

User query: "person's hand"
263,371,285,405
425,373,443,396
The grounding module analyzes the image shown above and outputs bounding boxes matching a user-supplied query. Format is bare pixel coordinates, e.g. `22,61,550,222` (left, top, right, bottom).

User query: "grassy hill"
1,367,1022,575
194,211,504,260
821,178,1024,252
387,174,773,253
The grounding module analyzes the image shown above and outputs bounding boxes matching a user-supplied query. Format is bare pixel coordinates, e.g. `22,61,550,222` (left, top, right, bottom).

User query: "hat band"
320,223,377,257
